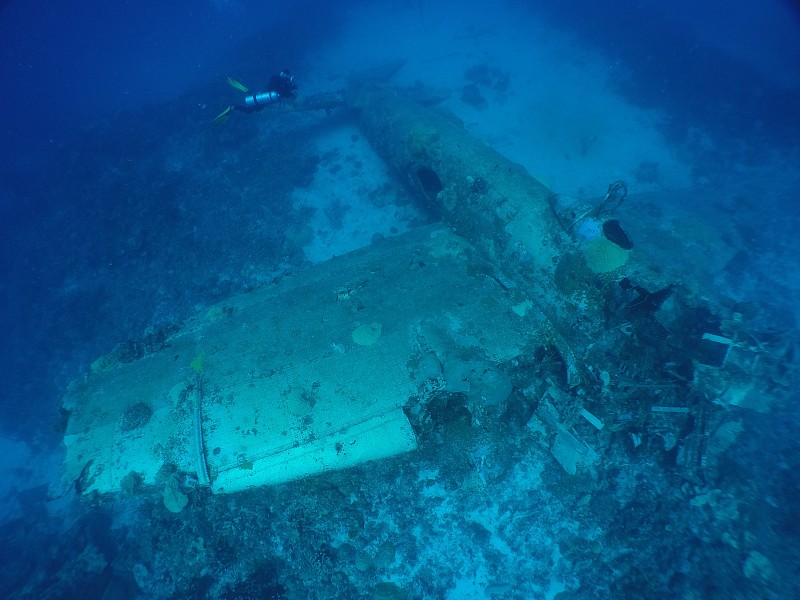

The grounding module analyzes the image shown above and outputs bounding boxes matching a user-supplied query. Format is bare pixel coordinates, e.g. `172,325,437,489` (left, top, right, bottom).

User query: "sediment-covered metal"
61,227,536,496
353,87,562,276
352,87,605,385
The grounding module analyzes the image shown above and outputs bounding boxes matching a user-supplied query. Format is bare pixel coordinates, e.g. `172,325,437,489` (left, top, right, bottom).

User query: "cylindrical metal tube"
245,90,280,109
353,87,594,385
353,87,562,278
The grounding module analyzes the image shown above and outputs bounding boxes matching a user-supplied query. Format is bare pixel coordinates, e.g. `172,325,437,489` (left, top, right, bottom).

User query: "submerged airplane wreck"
61,85,795,513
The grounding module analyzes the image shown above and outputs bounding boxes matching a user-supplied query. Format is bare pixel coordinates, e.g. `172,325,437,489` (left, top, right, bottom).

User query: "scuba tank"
244,90,281,109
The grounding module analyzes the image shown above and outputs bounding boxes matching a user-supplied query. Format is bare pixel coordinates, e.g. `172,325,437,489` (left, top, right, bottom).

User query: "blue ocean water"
1,0,798,598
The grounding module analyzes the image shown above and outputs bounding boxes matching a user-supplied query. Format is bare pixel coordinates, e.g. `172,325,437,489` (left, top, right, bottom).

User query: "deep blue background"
0,0,342,176
2,0,798,176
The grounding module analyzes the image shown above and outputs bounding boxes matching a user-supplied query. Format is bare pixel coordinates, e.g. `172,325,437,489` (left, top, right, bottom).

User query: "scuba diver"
213,69,298,125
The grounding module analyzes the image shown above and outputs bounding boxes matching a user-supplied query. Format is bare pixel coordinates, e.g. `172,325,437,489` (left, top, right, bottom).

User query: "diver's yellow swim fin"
213,106,233,126
226,76,249,92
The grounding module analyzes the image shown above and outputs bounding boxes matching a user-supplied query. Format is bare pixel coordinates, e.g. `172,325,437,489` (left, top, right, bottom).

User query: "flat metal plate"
62,226,532,494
